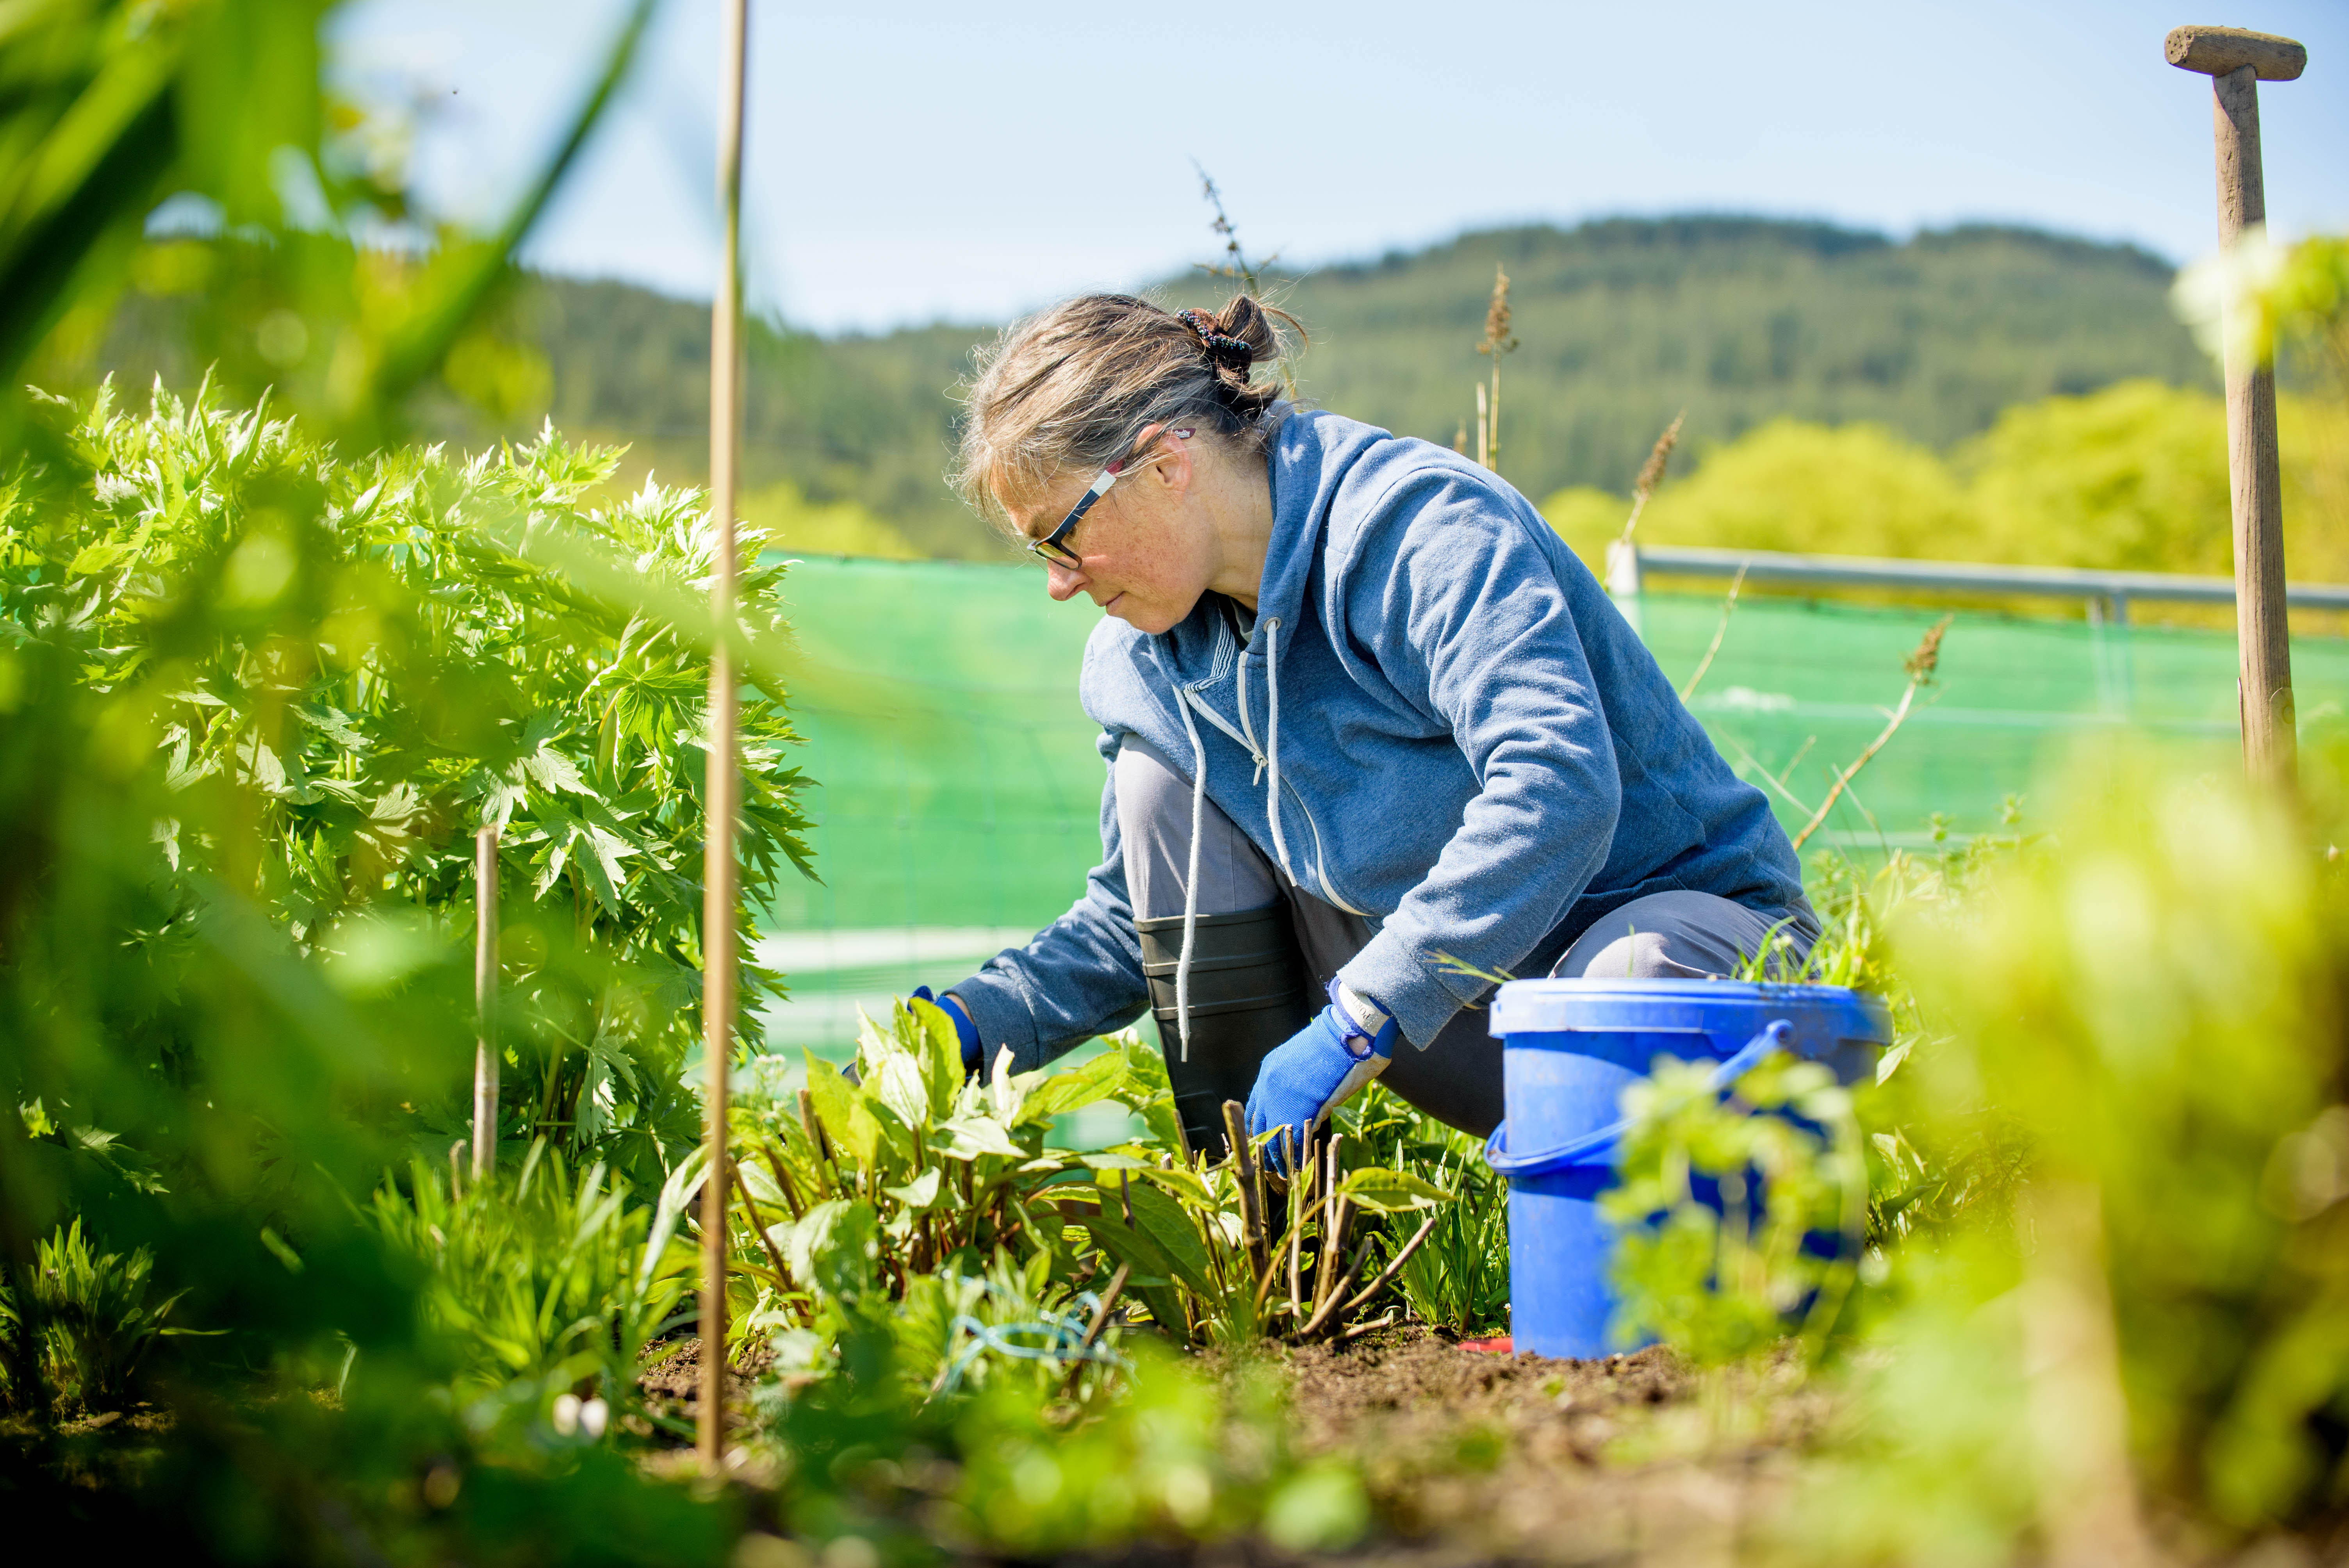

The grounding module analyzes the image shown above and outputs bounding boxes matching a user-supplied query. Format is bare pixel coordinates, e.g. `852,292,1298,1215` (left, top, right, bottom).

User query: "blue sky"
332,0,2349,334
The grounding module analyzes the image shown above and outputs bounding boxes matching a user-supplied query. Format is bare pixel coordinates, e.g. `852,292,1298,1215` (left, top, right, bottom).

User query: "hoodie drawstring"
1174,686,1209,1062
1171,615,1289,1064
1262,618,1290,882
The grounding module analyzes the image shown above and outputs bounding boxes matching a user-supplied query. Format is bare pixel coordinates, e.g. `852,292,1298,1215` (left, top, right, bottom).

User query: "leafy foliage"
371,1144,697,1436
1547,379,2349,592
0,381,782,1552
1605,1051,1868,1364
82,219,2217,559
1348,1085,1510,1336
0,1219,193,1410
3,381,810,1185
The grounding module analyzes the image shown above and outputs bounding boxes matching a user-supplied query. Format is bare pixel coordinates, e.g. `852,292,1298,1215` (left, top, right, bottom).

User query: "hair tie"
1178,308,1255,376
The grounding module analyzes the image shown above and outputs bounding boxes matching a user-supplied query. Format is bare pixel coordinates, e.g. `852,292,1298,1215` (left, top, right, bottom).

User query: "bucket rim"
1490,977,1888,1004
1488,977,1892,1039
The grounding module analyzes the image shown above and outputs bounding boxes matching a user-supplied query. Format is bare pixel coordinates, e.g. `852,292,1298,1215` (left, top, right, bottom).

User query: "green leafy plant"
1346,1085,1510,1336
5,381,811,1185
371,1141,697,1440
1784,740,2349,1562
1604,1050,1869,1365
0,1219,196,1411
720,998,1452,1374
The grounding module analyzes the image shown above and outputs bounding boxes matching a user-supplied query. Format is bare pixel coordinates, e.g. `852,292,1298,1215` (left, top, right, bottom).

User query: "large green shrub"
4,381,810,1186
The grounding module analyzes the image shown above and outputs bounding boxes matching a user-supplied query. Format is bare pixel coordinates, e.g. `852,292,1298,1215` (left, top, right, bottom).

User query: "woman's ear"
1137,424,1194,499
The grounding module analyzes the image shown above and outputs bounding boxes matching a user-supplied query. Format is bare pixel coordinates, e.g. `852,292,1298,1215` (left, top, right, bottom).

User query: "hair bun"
1178,308,1255,376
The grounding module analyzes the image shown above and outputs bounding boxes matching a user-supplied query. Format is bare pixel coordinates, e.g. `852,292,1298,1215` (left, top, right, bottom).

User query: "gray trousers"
1114,737,1813,1136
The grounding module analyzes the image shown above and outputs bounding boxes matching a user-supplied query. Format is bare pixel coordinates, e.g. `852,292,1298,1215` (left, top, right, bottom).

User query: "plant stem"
1791,684,1917,853
1679,563,1748,702
1223,1100,1269,1286
758,1138,804,1221
1326,1211,1443,1328
1061,1262,1131,1399
729,1158,794,1294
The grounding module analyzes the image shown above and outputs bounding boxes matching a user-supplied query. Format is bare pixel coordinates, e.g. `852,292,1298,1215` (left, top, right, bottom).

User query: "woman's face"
1003,432,1213,635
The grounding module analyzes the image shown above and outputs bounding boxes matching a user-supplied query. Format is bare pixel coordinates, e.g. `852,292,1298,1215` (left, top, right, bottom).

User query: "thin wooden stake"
696,0,750,1474
470,825,499,1182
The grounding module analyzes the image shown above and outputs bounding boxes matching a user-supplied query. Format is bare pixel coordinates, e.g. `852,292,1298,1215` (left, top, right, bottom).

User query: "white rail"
1606,542,2349,624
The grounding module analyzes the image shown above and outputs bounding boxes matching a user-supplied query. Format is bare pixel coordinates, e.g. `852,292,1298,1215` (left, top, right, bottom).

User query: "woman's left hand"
1244,982,1398,1172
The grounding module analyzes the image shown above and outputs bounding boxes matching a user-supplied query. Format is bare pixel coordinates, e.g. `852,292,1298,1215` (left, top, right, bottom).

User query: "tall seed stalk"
1192,163,1298,400
697,0,749,1473
1477,265,1518,474
1789,616,1952,853
1620,412,1684,547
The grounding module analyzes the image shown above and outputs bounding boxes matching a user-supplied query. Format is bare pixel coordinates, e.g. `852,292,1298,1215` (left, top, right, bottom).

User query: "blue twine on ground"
932,1281,1128,1396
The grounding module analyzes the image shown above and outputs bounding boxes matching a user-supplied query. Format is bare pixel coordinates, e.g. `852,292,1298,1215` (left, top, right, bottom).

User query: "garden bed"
1277,1329,1831,1566
655,1324,1841,1566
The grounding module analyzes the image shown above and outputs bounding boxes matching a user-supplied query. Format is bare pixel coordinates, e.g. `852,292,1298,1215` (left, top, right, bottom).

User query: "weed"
0,1220,194,1412
372,1140,696,1437
1476,265,1520,472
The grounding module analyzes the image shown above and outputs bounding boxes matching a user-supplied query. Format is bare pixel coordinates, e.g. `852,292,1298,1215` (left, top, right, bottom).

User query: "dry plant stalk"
1619,411,1685,544
758,1138,805,1221
730,1157,795,1292
1311,1135,1346,1315
1790,615,1952,853
1192,162,1298,400
1060,1262,1132,1399
1679,562,1749,702
2021,1181,2154,1568
1476,265,1519,473
1305,1210,1440,1338
1222,1100,1271,1284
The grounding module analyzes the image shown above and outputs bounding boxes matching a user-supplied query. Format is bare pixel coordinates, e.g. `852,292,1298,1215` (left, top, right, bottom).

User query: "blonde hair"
952,293,1302,533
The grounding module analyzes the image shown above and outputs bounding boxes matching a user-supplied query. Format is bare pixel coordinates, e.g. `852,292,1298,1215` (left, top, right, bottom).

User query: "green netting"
759,556,2349,1054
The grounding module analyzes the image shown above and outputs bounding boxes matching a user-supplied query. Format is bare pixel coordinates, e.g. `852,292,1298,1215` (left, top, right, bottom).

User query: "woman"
914,294,1814,1167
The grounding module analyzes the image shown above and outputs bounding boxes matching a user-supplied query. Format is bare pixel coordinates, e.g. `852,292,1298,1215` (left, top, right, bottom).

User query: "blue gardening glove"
1245,979,1399,1173
911,986,984,1074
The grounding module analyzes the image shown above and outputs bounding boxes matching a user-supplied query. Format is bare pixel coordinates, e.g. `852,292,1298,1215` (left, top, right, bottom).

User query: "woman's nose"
1045,560,1086,602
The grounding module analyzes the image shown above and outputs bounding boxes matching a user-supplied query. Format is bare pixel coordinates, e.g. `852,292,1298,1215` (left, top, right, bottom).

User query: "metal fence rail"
1609,543,2349,623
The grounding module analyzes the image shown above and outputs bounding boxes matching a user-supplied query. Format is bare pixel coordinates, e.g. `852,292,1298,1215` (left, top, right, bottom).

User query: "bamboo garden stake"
697,0,750,1472
470,825,499,1181
2165,24,2308,788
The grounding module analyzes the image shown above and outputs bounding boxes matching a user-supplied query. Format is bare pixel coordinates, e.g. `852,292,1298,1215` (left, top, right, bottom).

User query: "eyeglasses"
1026,427,1193,569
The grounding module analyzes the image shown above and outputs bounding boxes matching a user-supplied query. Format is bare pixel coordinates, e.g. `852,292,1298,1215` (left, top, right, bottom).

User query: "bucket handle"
1483,1019,1795,1179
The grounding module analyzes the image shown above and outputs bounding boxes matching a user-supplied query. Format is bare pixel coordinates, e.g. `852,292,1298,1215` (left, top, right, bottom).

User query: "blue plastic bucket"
1483,979,1890,1359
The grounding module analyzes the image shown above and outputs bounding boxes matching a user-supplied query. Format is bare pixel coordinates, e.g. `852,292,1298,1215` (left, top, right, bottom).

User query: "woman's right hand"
911,985,984,1073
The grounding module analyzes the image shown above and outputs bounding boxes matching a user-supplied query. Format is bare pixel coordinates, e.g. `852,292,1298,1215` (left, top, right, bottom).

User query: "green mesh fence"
758,555,2349,1058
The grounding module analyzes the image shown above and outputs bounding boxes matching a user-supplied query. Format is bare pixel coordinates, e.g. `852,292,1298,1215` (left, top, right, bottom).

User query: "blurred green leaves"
3,0,657,450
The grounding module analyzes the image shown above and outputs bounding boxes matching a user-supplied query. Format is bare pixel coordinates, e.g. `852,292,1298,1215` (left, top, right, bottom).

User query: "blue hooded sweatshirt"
950,408,1807,1071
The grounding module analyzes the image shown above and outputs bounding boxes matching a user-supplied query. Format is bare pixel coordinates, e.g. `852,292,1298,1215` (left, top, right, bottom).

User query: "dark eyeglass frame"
1027,427,1194,568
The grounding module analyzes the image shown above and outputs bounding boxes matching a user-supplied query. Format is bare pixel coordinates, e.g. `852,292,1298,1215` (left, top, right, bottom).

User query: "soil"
1272,1328,1831,1566
649,1325,1837,1566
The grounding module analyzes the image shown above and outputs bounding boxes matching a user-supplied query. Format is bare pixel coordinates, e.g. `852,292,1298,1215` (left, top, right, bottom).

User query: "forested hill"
75,217,2193,560
501,216,2209,558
